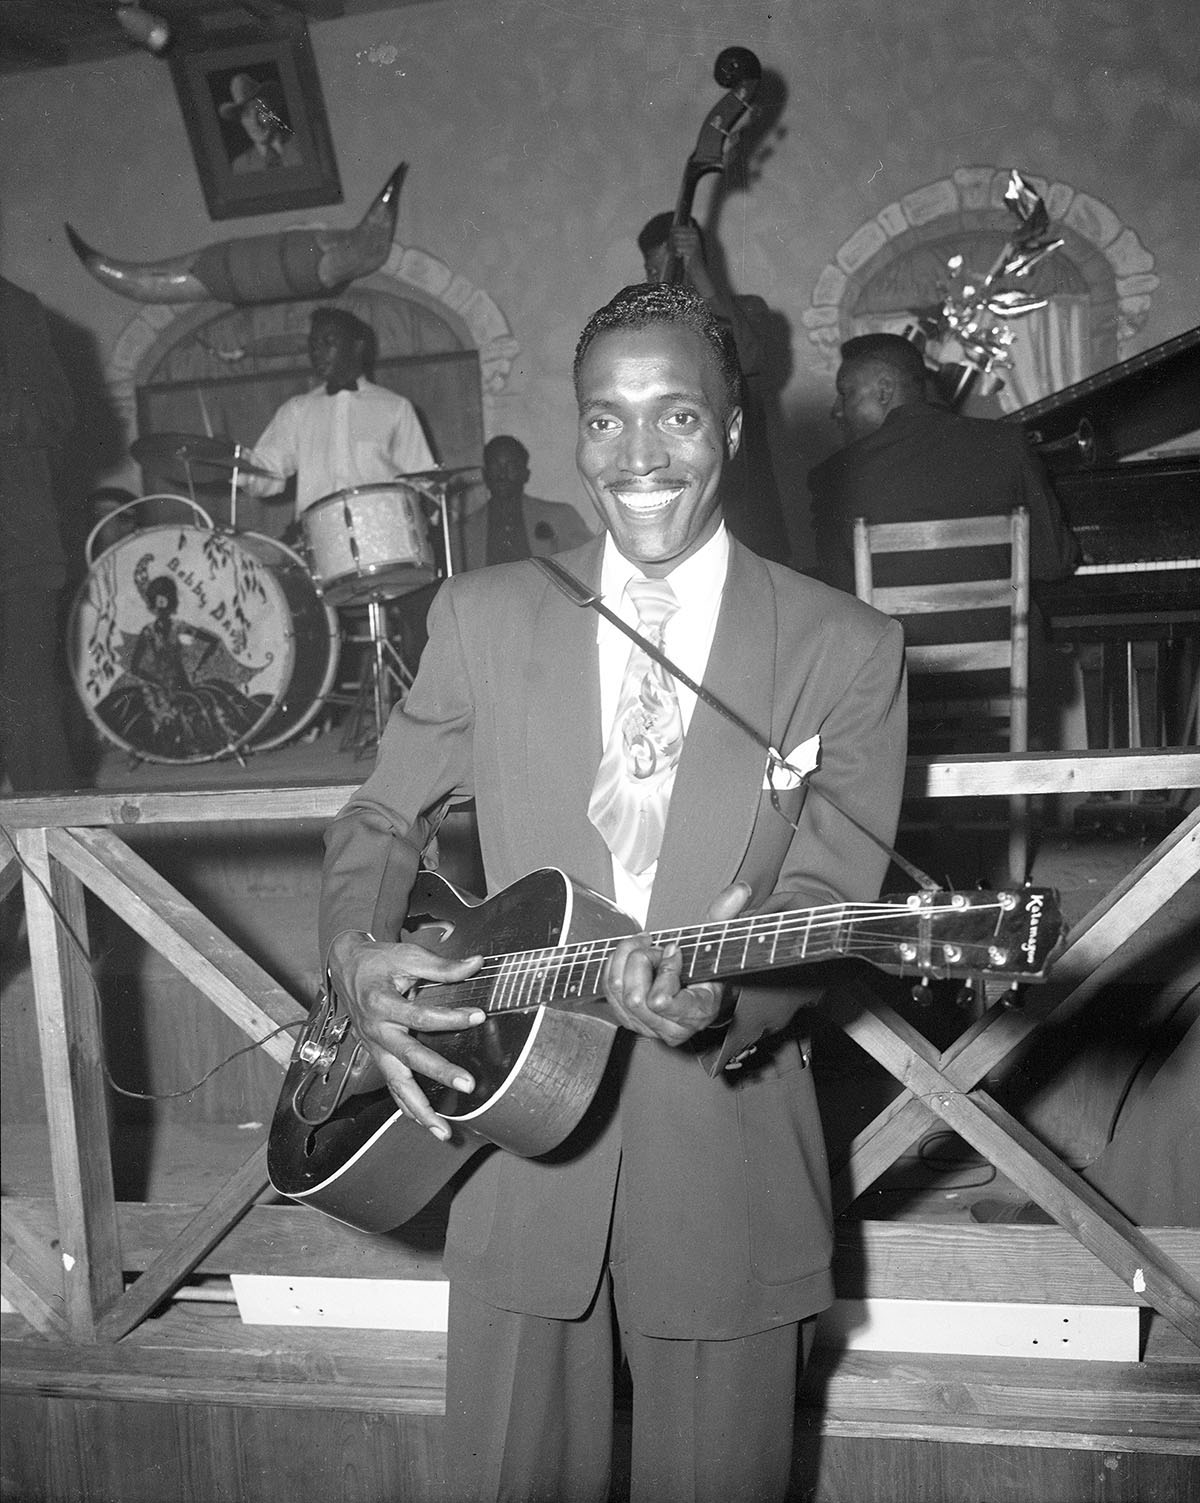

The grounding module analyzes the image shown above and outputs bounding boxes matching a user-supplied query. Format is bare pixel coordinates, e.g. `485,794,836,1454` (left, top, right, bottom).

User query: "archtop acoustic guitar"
268,868,1065,1233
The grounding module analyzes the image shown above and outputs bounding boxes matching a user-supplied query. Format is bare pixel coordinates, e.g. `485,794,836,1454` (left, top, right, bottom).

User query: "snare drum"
68,525,339,763
302,482,436,607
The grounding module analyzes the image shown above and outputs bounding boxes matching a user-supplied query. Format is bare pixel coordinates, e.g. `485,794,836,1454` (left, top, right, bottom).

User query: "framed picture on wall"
170,25,342,221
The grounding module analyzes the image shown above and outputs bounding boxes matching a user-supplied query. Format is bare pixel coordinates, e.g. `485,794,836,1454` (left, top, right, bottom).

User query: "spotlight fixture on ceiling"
115,3,171,55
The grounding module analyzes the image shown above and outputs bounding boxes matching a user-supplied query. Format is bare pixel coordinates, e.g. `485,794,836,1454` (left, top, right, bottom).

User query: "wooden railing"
2,749,1199,1354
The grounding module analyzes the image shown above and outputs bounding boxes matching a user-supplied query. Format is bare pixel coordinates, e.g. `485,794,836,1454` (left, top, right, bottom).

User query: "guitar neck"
414,885,1060,1017
482,902,906,1016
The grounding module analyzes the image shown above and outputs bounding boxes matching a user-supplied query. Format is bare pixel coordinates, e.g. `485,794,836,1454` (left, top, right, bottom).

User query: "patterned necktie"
588,577,684,875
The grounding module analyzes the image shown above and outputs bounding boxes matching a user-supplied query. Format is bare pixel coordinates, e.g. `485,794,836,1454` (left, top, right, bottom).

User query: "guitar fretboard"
424,894,1039,1015
481,905,857,1015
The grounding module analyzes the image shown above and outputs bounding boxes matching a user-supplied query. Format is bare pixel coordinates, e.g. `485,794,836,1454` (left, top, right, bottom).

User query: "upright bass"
661,46,762,283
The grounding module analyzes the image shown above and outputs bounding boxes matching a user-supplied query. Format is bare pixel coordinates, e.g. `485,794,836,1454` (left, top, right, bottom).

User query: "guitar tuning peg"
910,977,934,1007
953,979,980,1012
997,984,1027,1010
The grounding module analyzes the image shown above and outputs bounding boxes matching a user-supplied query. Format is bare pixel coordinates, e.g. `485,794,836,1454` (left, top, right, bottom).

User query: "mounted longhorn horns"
65,164,406,305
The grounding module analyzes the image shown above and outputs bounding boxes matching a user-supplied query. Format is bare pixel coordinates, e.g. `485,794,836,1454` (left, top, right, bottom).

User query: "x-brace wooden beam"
826,807,1200,1345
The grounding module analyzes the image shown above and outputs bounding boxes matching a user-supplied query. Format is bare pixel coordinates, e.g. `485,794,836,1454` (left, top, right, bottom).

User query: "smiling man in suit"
318,282,907,1502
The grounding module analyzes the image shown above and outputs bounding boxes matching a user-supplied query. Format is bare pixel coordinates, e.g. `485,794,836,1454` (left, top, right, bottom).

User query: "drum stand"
338,593,415,756
332,468,468,757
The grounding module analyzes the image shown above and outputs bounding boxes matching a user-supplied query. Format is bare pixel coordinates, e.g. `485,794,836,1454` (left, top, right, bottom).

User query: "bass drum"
232,532,339,751
68,525,338,764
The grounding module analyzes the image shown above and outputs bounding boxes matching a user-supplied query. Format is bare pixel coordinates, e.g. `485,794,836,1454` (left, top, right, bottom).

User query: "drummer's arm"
239,466,287,499
389,401,436,477
237,404,293,497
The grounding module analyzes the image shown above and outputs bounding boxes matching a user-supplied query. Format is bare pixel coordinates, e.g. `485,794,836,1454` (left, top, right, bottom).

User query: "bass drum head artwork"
68,525,313,764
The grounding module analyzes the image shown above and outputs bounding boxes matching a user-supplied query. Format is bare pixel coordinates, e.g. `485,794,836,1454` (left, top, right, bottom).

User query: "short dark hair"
483,435,529,466
839,333,927,397
573,282,741,411
309,306,377,373
636,211,702,257
146,576,178,611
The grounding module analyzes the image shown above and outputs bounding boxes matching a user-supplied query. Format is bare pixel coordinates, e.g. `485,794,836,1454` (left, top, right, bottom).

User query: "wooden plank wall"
3,1390,1198,1503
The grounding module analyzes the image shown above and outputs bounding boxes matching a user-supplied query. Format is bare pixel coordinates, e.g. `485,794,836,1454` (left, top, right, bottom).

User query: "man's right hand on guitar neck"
326,931,486,1141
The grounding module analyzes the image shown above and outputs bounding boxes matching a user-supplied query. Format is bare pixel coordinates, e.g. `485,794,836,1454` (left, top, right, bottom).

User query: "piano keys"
1034,455,1200,642
1011,329,1199,816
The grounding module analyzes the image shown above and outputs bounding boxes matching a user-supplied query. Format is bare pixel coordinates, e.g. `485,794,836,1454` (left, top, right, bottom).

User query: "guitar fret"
514,949,540,1011
586,941,612,999
758,913,780,967
561,941,587,998
493,952,519,1014
524,950,543,1008
686,924,721,983
545,949,566,1005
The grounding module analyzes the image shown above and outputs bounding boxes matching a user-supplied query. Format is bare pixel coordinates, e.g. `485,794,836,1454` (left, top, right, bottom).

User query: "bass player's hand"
602,881,751,1045
326,931,484,1140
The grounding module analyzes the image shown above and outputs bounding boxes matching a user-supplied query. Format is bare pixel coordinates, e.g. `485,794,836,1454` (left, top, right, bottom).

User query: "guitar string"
416,899,1010,977
432,900,1010,972
432,902,1017,985
417,901,1030,1012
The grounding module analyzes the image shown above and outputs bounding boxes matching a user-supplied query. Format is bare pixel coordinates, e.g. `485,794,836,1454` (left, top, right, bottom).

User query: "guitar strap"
533,554,939,893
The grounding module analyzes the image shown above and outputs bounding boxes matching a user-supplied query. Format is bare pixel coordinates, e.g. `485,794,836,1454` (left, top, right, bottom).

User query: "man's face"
832,360,888,443
309,320,363,386
484,445,529,502
575,322,741,576
641,241,670,285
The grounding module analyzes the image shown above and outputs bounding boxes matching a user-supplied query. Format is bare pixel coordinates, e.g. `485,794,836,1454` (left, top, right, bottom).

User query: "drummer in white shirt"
240,306,436,531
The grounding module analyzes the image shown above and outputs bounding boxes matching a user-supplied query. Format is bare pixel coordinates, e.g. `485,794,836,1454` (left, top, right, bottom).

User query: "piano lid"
1009,324,1200,470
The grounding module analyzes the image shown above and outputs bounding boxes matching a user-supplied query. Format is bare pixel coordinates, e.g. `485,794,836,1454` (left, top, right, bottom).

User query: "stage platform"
2,735,1198,1502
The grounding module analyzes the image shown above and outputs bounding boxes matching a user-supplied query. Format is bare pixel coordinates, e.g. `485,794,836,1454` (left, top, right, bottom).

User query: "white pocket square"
763,733,820,790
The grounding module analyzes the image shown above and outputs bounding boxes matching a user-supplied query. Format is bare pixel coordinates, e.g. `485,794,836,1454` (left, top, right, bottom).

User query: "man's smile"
607,485,686,515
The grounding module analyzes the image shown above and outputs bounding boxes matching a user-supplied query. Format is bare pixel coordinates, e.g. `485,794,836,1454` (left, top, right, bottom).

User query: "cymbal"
131,432,279,480
398,465,482,489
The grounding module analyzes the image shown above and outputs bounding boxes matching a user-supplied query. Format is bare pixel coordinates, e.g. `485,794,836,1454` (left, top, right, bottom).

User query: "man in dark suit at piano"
808,332,1080,746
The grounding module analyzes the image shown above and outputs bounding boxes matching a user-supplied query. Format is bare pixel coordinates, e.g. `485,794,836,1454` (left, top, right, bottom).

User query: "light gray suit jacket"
321,536,906,1338
455,492,595,572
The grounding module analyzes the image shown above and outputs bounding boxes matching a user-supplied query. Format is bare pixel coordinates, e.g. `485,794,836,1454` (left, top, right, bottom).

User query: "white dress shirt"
244,379,435,517
596,524,730,925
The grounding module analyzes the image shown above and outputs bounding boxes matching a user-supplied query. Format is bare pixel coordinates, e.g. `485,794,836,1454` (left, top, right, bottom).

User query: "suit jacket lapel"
648,542,777,928
518,540,616,898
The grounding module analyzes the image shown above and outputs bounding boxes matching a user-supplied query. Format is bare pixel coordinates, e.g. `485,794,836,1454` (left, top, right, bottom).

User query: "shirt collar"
599,523,730,625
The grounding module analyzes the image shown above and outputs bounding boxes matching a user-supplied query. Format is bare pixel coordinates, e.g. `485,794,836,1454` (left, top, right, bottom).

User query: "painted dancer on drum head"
239,306,436,529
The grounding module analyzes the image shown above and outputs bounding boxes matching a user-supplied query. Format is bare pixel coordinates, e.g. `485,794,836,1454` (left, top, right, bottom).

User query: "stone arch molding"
803,167,1158,370
104,242,519,471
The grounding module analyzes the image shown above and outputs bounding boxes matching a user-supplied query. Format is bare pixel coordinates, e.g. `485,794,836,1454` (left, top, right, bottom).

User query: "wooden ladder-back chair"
853,507,1032,885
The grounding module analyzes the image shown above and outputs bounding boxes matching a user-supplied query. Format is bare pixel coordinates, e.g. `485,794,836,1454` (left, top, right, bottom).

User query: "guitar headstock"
872,887,1066,982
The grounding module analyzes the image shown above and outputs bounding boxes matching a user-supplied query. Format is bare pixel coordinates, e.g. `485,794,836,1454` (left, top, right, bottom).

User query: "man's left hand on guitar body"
602,881,750,1045
326,930,485,1140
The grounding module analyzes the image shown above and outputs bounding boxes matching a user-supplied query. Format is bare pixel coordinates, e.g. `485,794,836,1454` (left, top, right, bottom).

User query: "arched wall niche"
803,167,1158,385
102,244,519,496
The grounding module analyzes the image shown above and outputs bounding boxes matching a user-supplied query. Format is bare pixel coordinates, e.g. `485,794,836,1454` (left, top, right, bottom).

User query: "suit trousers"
444,1162,806,1503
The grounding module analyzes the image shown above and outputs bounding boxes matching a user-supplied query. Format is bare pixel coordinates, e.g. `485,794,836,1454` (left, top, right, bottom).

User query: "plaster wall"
2,0,1197,556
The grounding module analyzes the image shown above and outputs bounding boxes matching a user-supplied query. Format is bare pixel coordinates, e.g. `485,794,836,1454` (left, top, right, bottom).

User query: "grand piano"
1009,326,1200,796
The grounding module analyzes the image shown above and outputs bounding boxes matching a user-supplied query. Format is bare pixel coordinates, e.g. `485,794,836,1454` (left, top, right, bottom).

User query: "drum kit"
68,432,478,766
